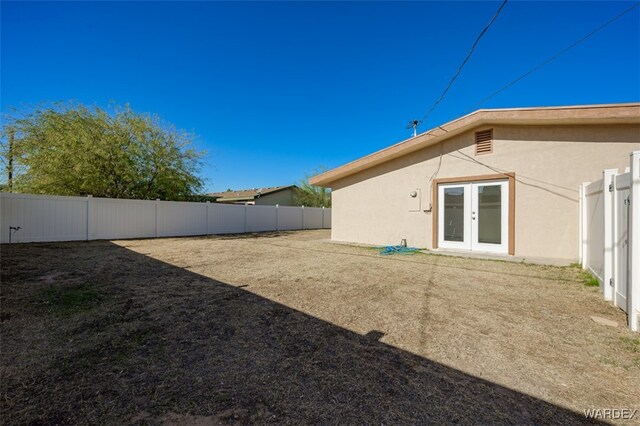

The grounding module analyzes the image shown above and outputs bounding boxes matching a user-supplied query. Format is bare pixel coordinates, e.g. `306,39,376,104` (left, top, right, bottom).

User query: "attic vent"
475,129,493,155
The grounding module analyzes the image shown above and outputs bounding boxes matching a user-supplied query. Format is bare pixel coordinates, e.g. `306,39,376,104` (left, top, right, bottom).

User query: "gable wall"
330,123,640,261
256,189,297,206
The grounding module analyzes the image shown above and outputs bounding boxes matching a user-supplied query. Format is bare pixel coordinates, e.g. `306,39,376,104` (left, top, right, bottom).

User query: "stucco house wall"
329,123,640,261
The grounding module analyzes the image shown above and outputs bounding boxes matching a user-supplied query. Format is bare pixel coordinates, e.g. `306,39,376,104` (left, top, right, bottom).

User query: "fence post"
155,199,160,238
603,169,617,301
301,205,305,230
579,184,583,264
580,182,590,269
612,173,620,308
86,195,93,241
629,151,640,332
322,206,325,229
244,202,248,233
276,204,279,231
206,201,210,235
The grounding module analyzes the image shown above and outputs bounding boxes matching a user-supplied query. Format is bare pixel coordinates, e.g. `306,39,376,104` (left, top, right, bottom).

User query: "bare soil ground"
1,230,638,425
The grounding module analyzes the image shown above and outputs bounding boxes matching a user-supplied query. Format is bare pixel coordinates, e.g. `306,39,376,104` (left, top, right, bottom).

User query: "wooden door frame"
432,172,515,255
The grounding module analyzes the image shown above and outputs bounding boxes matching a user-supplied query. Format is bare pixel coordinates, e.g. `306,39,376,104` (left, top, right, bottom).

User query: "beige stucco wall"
255,189,298,206
330,124,640,261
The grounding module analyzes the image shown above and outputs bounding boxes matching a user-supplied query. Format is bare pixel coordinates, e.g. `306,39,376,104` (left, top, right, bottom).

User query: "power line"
418,0,509,125
467,2,640,112
420,2,637,209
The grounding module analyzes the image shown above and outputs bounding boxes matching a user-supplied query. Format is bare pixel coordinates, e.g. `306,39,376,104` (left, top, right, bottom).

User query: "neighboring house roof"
310,103,640,187
209,185,297,202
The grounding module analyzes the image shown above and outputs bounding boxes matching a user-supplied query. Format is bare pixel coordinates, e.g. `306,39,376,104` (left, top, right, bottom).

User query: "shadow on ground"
0,241,599,425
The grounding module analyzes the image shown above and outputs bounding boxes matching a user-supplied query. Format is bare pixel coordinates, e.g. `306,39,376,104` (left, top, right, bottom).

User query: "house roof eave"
310,103,640,187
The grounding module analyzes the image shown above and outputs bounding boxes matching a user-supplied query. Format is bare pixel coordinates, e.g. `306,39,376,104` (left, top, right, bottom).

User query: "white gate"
580,151,639,332
613,172,630,312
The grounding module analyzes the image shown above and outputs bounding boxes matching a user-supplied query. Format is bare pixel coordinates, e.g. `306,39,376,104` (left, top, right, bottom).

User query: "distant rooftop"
208,185,296,201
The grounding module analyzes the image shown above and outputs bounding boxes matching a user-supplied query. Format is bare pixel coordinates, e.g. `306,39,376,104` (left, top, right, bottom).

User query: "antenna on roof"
406,120,419,137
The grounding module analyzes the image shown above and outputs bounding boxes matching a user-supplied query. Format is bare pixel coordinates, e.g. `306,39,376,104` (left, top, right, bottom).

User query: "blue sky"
2,1,639,193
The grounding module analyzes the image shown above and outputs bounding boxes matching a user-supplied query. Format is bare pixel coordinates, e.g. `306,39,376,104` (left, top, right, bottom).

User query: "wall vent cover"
475,129,493,155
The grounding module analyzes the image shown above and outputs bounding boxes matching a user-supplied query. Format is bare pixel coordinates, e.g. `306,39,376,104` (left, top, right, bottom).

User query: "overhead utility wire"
467,2,640,112
422,2,638,211
418,0,508,125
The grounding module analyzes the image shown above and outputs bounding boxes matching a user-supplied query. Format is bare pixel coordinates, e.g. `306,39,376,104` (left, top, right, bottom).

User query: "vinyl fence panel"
303,207,324,229
584,180,605,283
157,201,208,237
323,207,331,229
91,198,156,240
247,205,277,232
580,151,639,332
277,206,303,230
0,192,331,244
208,203,247,234
1,193,88,243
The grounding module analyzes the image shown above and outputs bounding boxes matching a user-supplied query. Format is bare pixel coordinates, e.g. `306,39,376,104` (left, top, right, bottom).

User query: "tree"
296,168,331,207
1,103,204,201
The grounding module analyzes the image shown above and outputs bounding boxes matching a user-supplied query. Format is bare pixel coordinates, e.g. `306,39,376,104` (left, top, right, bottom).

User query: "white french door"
437,180,509,254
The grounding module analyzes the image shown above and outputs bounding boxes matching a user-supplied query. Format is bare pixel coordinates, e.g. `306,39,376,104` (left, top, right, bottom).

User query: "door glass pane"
478,185,501,244
443,187,464,242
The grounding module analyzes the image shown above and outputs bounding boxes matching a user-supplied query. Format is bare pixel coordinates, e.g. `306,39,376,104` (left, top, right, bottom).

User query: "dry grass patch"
1,230,638,424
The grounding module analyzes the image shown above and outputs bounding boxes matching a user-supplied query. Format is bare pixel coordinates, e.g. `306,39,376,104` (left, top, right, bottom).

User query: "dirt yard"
1,230,638,424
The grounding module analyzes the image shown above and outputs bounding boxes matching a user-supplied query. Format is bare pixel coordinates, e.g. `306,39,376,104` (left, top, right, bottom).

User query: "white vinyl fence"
580,151,639,332
0,193,331,244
